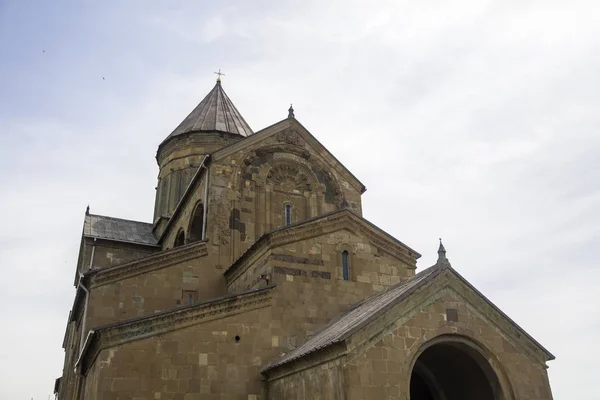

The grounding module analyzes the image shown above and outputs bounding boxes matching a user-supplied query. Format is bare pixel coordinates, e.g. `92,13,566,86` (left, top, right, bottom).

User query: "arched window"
342,250,350,280
284,204,292,226
174,230,185,247
189,202,204,242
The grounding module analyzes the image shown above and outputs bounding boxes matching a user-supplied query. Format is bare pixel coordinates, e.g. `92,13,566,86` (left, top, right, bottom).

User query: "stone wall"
77,238,158,281
154,131,242,219
267,359,343,400
58,321,81,400
226,227,417,355
85,243,222,330
81,306,276,400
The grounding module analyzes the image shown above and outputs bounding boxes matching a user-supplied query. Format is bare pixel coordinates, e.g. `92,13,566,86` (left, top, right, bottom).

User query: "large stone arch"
224,144,348,260
260,160,320,229
235,145,346,209
406,331,516,400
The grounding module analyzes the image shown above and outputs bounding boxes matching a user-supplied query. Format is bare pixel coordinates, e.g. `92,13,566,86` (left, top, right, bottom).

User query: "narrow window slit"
284,204,292,226
342,250,350,281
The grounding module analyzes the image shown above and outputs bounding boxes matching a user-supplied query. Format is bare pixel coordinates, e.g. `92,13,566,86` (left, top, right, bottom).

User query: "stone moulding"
225,210,420,285
89,241,208,288
81,285,274,375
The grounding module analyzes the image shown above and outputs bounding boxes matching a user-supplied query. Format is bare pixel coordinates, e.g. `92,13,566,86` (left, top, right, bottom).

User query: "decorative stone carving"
243,150,258,166
275,129,302,146
267,164,311,192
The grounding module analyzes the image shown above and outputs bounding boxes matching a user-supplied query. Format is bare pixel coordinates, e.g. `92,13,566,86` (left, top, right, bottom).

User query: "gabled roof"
212,117,367,194
84,214,158,247
262,264,443,372
162,80,253,145
262,260,555,372
224,209,421,283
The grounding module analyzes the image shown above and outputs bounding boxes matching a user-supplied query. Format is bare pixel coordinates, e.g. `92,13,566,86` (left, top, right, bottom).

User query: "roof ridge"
86,213,153,225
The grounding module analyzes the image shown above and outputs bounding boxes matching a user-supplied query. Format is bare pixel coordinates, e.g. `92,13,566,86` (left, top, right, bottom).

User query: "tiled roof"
84,214,158,246
262,264,444,372
163,80,253,144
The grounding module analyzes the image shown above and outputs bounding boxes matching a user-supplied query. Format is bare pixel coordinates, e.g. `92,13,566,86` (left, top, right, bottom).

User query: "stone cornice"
88,241,208,288
225,210,420,285
81,285,274,375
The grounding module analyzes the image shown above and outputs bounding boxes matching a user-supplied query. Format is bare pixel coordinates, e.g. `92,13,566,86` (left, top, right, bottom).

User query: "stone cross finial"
214,69,225,82
288,104,295,118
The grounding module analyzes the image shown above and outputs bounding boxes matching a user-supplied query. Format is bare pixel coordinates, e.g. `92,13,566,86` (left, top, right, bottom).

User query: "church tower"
153,79,253,223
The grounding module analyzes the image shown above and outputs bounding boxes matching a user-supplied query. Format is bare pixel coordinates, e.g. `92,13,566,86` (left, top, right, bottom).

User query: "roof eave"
82,235,160,248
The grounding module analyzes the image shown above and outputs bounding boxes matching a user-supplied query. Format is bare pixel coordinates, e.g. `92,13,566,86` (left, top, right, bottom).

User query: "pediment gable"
346,268,553,364
263,263,553,375
212,117,366,194
224,209,421,285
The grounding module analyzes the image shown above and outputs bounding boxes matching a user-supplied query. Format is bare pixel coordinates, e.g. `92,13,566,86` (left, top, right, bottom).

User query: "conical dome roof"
163,80,253,143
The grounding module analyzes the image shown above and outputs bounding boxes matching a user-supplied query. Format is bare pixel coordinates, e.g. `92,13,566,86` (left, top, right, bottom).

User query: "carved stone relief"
275,129,302,146
267,164,312,193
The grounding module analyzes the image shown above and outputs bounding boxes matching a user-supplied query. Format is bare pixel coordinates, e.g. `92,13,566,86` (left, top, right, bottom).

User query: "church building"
55,77,555,400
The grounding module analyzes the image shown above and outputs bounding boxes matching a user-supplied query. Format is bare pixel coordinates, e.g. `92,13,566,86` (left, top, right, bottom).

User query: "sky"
0,0,598,398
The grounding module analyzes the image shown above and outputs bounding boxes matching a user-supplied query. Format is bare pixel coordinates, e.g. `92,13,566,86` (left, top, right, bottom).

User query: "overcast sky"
1,1,598,399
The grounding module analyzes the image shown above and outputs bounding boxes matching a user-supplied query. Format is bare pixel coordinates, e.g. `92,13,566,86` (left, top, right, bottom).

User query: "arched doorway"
410,338,503,400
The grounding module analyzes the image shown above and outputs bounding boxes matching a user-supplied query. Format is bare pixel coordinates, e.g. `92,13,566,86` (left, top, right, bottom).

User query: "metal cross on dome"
214,69,225,82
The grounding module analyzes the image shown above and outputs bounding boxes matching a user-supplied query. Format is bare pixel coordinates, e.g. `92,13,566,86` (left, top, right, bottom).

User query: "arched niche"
262,161,319,229
174,229,185,248
236,146,346,209
188,201,204,242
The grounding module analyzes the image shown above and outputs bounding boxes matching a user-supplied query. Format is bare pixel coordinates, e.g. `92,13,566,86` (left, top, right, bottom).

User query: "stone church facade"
55,79,555,400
